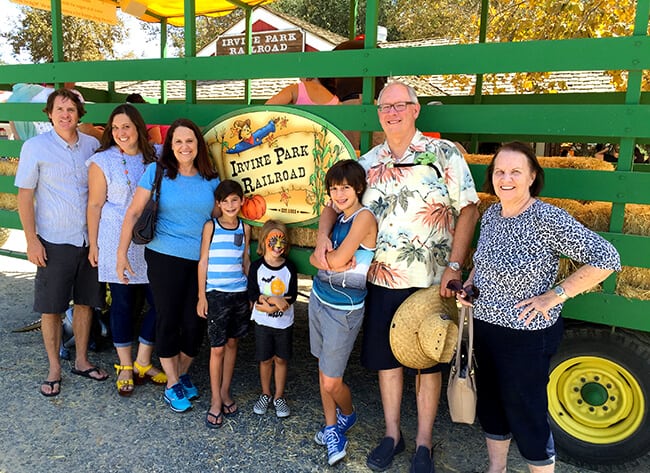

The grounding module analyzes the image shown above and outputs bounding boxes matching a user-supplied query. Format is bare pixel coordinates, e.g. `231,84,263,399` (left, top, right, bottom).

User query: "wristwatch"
553,285,569,301
447,261,461,272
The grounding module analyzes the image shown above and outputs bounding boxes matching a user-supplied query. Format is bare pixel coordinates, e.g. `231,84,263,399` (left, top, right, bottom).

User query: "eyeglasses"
446,279,480,303
376,101,415,113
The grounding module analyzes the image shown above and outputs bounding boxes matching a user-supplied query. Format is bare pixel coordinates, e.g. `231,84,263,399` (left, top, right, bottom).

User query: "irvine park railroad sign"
204,107,355,226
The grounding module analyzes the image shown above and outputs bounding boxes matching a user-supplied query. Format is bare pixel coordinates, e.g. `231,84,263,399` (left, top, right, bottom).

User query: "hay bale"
537,156,614,171
0,159,18,176
575,202,650,236
476,192,498,215
464,154,615,171
623,204,650,236
618,267,650,299
250,225,317,249
0,193,18,211
464,154,493,166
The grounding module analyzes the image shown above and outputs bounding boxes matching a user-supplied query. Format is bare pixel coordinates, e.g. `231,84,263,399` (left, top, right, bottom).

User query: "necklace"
119,149,144,196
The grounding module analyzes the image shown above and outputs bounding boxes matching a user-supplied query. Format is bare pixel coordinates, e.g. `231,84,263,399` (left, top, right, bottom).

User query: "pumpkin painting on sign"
242,194,267,221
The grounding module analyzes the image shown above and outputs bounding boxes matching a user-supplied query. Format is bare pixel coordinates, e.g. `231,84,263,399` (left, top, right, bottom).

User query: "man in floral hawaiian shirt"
316,81,479,473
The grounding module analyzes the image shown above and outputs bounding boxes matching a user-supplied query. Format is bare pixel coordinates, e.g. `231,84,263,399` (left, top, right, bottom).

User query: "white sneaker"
274,397,291,418
253,393,272,415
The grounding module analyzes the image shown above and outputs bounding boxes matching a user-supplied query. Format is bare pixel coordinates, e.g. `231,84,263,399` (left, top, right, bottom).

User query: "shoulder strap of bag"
466,306,474,372
454,305,475,372
152,162,163,202
454,306,465,371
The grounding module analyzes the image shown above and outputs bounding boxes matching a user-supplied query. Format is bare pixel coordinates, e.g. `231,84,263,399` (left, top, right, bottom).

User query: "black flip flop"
40,379,61,397
222,401,239,416
205,411,223,429
71,367,108,381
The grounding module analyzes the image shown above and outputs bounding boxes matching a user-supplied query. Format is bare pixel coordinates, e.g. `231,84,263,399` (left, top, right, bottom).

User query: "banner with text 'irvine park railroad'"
204,107,355,226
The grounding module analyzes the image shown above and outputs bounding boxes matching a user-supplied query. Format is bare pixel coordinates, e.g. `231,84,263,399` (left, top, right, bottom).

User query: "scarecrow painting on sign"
205,107,356,226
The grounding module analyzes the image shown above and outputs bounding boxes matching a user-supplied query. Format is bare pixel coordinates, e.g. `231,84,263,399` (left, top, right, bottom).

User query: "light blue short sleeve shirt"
15,129,100,247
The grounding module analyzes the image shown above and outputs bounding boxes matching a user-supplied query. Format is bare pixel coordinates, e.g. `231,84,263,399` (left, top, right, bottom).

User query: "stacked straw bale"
0,159,18,212
251,224,317,249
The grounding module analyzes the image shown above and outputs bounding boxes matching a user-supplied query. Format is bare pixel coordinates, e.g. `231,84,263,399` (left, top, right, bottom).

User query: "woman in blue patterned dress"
456,142,621,473
87,104,166,396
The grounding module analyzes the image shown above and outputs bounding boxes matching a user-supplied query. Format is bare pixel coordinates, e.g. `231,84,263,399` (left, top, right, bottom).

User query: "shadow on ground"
0,259,628,473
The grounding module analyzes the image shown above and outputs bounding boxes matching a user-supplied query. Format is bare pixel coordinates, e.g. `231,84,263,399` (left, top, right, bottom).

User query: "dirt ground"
0,230,645,473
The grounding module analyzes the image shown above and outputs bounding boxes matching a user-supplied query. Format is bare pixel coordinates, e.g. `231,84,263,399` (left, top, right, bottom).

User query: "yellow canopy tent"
104,0,275,26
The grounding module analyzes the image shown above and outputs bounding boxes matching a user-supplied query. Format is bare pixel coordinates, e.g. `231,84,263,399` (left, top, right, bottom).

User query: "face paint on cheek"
265,231,287,255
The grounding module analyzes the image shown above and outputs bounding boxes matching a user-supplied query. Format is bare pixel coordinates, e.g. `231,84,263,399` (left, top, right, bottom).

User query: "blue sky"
0,0,159,64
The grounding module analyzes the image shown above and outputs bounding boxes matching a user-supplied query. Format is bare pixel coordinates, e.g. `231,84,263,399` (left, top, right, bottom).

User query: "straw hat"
389,285,459,369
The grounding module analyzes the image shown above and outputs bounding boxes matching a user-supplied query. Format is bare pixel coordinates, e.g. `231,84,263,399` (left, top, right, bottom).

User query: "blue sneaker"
314,407,357,446
179,373,199,400
325,425,348,466
163,383,192,413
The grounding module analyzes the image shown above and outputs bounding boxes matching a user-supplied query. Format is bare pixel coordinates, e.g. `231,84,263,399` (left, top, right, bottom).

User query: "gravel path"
0,231,643,473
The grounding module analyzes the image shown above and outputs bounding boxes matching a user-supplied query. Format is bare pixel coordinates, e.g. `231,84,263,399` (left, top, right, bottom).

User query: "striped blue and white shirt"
206,218,248,293
15,129,100,247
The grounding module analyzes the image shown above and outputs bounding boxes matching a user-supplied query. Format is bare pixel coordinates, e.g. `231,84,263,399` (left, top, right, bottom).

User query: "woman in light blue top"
88,104,167,396
117,118,219,412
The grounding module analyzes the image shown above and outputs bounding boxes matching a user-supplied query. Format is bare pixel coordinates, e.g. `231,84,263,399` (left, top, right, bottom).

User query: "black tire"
548,327,650,470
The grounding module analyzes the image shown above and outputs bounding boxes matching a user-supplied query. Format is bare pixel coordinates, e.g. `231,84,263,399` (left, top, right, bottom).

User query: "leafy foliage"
270,0,400,40
384,0,482,41
2,7,125,62
450,0,650,93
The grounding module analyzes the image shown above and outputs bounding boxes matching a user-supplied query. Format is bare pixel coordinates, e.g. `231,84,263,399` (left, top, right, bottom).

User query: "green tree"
2,7,125,62
385,0,481,41
449,0,650,93
270,0,399,40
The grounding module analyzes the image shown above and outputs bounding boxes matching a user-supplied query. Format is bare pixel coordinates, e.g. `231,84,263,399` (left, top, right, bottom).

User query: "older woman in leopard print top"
457,141,620,473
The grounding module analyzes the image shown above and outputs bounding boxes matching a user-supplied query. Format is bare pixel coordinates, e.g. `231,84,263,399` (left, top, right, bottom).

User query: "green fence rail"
0,0,649,330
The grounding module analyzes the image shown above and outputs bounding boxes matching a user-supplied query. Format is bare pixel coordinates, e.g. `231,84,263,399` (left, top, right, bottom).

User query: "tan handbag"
447,305,477,424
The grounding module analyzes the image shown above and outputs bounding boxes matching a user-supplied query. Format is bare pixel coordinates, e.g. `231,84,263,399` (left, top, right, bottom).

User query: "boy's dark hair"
325,159,367,198
257,219,290,256
215,179,244,202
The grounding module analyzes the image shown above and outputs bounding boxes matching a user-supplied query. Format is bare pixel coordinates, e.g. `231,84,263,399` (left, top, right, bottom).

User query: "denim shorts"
309,292,364,378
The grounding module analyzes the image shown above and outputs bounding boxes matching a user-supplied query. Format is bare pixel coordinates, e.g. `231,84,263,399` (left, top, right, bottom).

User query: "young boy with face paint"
197,179,251,428
247,220,298,418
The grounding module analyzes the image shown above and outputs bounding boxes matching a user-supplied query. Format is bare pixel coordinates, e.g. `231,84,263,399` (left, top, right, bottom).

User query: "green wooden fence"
1,0,649,331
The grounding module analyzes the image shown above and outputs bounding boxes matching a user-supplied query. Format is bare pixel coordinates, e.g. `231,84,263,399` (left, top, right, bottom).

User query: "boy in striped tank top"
197,180,251,428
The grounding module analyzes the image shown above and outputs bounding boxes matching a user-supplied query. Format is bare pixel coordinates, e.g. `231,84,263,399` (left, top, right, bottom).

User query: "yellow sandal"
114,364,134,397
133,361,168,385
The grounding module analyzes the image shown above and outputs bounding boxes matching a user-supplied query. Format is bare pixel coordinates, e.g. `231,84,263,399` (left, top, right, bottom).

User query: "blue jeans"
474,317,563,466
108,283,156,348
